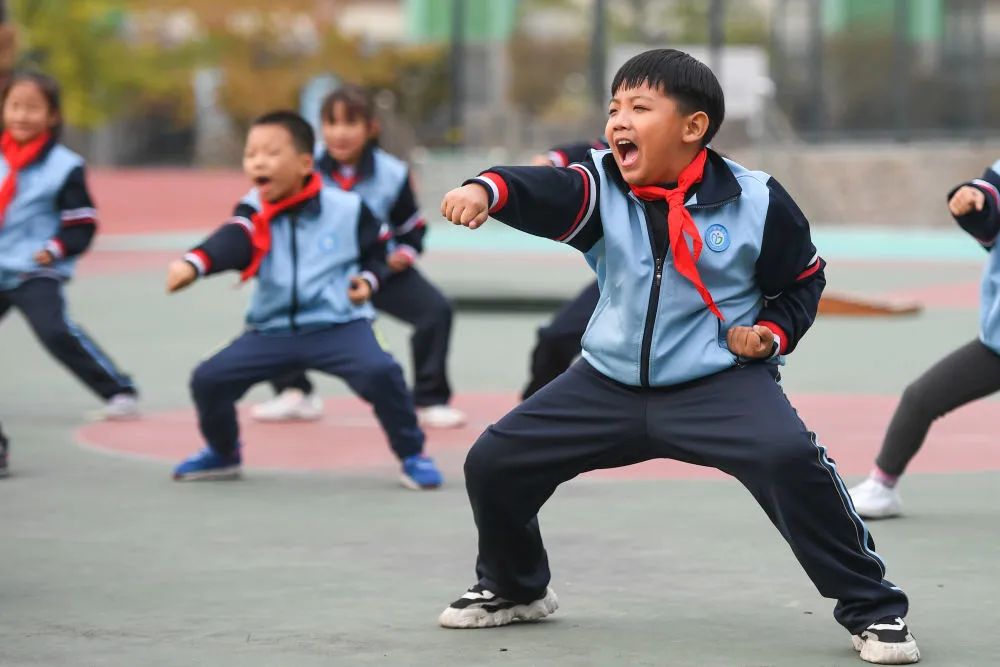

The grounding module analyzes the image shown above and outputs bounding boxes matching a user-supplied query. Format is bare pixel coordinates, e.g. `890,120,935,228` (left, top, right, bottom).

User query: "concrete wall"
735,141,1000,227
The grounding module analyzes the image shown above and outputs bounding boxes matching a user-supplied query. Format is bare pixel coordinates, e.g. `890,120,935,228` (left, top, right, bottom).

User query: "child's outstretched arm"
35,166,98,266
348,203,392,305
752,178,826,356
386,171,425,270
947,160,1000,249
441,160,604,253
166,203,254,293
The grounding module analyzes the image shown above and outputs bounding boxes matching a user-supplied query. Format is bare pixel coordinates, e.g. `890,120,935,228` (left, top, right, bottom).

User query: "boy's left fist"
166,260,198,293
387,249,414,273
33,249,55,266
348,276,373,304
727,325,776,359
441,184,490,229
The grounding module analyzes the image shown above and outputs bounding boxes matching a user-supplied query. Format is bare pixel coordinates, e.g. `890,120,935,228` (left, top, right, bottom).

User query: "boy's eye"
634,106,647,112
608,108,618,116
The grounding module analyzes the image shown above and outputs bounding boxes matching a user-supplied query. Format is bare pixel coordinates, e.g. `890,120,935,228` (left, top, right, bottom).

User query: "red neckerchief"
629,148,723,321
0,130,51,225
241,172,323,281
330,166,357,191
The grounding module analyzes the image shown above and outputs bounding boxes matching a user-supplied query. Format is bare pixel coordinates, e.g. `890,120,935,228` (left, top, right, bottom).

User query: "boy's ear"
682,110,710,146
299,152,315,173
368,118,381,140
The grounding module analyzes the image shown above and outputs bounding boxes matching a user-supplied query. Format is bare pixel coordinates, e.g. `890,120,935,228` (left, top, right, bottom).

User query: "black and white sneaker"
852,616,920,664
438,584,558,628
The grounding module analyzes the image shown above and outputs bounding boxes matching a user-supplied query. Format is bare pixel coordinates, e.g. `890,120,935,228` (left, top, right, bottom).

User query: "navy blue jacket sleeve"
183,203,254,276
754,177,826,355
464,161,603,253
387,170,426,256
947,162,1000,248
357,202,391,292
49,166,98,259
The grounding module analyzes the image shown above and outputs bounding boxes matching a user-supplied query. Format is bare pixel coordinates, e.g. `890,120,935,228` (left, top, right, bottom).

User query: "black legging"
0,278,136,400
876,338,1000,476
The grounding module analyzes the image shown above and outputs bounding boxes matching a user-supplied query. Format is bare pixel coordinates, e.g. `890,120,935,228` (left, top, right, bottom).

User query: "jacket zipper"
289,212,299,331
637,193,740,387
638,198,666,388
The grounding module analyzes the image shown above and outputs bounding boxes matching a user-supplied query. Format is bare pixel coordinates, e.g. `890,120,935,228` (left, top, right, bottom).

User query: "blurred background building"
1,0,997,225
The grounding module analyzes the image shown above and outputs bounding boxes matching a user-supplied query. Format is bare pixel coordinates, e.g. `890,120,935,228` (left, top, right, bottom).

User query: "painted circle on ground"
76,392,1000,479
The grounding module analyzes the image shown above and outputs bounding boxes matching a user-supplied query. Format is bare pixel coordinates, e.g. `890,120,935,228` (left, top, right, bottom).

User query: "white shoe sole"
251,411,323,423
416,410,467,430
399,473,441,491
852,634,920,664
854,504,903,520
173,466,242,482
439,588,559,628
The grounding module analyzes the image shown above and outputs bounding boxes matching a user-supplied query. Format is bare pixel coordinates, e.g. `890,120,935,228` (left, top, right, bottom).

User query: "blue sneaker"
400,454,443,490
172,447,241,481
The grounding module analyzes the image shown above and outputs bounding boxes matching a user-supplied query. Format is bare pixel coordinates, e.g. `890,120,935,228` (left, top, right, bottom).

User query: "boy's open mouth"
615,139,639,168
253,176,272,187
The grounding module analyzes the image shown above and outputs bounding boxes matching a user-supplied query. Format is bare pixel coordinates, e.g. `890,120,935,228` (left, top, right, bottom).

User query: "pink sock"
870,466,899,488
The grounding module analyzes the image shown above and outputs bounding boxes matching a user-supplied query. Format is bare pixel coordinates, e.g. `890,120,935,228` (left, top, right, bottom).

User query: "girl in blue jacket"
0,72,137,430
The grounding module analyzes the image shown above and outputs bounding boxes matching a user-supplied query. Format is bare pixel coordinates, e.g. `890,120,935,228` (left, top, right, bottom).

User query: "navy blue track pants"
0,277,135,400
191,319,424,460
465,359,908,633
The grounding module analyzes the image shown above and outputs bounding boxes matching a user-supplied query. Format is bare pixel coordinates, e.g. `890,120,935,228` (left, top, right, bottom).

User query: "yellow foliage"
9,1,447,131
10,0,196,128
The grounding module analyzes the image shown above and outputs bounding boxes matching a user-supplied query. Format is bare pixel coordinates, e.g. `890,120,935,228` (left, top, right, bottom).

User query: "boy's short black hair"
251,110,315,155
611,49,725,147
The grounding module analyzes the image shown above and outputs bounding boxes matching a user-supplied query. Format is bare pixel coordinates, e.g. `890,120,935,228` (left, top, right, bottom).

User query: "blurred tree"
10,0,198,127
145,1,447,132
507,32,588,116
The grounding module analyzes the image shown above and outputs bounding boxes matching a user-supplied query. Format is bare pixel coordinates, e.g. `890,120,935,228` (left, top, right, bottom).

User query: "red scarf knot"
241,172,323,281
0,130,52,226
629,148,724,321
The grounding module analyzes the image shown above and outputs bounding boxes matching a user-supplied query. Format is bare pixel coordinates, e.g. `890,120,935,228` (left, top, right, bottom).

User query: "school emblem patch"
706,224,730,252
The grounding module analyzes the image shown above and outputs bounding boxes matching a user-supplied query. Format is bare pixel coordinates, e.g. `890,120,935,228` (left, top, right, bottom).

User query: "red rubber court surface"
77,392,1000,479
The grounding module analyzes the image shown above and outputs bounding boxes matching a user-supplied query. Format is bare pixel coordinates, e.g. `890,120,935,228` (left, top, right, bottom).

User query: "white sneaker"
101,393,140,421
417,404,467,429
849,477,903,519
439,584,558,628
852,616,920,664
251,388,323,422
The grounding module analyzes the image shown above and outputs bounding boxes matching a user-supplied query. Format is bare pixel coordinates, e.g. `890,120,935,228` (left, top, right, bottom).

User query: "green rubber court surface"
2,218,999,666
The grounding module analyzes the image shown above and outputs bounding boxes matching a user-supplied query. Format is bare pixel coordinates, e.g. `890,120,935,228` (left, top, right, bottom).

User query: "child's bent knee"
464,432,505,486
354,357,404,392
189,363,221,394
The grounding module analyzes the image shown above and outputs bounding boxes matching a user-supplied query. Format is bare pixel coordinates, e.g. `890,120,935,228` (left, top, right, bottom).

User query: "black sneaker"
852,616,920,664
0,424,9,477
438,583,558,628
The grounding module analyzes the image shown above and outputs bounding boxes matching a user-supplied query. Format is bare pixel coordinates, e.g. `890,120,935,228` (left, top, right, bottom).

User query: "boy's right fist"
441,184,490,229
949,185,986,217
166,260,198,293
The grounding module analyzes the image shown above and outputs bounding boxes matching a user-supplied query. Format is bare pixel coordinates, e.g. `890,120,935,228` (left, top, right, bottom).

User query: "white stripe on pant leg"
810,433,887,575
62,305,132,389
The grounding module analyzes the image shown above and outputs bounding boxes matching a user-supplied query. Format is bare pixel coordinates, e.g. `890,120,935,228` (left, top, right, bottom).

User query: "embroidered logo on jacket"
706,224,730,252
